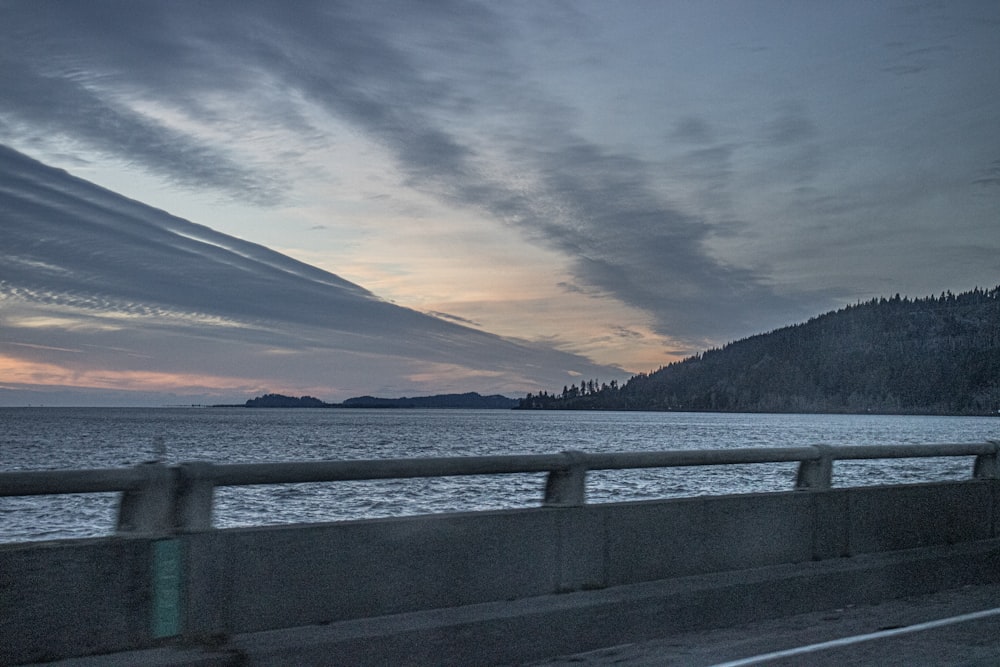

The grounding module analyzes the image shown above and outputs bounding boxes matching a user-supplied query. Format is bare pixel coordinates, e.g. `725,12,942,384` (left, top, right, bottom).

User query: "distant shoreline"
232,392,519,410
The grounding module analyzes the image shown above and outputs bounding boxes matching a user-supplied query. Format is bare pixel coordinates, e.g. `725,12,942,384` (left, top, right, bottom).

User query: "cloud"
0,55,284,204
762,103,818,147
669,143,739,215
881,42,952,76
671,117,715,145
425,311,482,328
612,327,644,341
0,1,823,349
2,0,998,362
974,160,1000,187
0,145,622,399
469,136,817,343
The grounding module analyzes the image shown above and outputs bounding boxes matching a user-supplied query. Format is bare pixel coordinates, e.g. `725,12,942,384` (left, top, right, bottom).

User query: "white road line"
707,606,1000,667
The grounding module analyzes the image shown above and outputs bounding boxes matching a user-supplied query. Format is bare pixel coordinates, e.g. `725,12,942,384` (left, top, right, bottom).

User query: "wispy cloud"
0,1,821,348
0,57,285,204
974,160,1000,187
2,0,998,390
0,145,621,399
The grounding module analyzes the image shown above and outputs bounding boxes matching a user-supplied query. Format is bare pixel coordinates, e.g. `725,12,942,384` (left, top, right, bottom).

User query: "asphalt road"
523,583,1000,666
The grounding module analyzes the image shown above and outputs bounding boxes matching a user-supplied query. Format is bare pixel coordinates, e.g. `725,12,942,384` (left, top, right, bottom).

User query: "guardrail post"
973,441,1000,480
544,450,588,507
174,462,215,531
795,445,833,490
117,462,174,534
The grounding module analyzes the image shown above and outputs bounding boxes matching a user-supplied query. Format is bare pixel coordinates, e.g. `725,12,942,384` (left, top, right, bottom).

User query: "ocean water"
1,408,998,542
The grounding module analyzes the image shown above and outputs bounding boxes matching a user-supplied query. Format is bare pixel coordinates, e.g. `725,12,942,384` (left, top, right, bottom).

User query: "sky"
1,1,999,405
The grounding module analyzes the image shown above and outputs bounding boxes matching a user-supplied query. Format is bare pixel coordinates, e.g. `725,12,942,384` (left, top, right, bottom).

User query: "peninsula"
242,392,518,409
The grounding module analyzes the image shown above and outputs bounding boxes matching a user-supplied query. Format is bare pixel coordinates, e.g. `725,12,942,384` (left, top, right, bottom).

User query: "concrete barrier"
3,478,999,664
226,538,1000,667
0,538,152,664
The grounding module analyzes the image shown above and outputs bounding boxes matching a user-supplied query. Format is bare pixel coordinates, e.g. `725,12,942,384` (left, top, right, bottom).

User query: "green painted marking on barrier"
152,538,182,638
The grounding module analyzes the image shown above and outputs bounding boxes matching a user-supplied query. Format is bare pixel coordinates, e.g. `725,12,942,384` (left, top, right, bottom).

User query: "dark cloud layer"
0,145,618,391
0,23,285,203
0,1,825,346
2,0,998,358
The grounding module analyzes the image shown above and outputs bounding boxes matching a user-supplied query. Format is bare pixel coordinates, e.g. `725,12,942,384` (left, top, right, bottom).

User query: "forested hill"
340,393,518,409
519,286,1000,415
241,392,518,409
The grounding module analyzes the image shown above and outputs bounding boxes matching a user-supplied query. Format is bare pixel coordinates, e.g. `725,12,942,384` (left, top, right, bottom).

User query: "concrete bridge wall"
2,479,998,664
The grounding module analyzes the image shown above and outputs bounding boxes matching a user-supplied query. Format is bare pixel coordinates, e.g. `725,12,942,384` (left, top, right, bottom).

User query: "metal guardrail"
0,442,997,535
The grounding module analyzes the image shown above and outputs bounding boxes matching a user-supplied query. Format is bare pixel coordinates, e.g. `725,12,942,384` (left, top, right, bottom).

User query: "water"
1,408,997,542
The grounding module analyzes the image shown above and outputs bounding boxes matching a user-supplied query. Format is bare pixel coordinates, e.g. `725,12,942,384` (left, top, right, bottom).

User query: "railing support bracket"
973,441,1000,480
795,445,833,490
174,462,216,531
544,450,588,507
116,462,174,534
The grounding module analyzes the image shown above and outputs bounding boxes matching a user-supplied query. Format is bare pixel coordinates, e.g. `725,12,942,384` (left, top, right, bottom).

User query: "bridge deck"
531,582,1000,666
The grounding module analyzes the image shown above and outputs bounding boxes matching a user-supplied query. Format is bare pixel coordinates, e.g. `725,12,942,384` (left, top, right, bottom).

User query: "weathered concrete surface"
528,582,1000,666
0,537,152,665
27,539,1000,666
181,481,997,639
4,479,999,664
184,509,564,635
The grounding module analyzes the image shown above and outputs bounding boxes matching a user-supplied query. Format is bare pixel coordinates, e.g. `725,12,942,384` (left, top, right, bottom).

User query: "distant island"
241,392,518,409
518,285,1000,416
243,394,328,408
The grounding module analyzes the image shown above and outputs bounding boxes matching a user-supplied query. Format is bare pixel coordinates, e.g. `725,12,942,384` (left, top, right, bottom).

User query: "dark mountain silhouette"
243,392,517,409
519,286,1000,415
244,394,328,408
341,393,518,409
